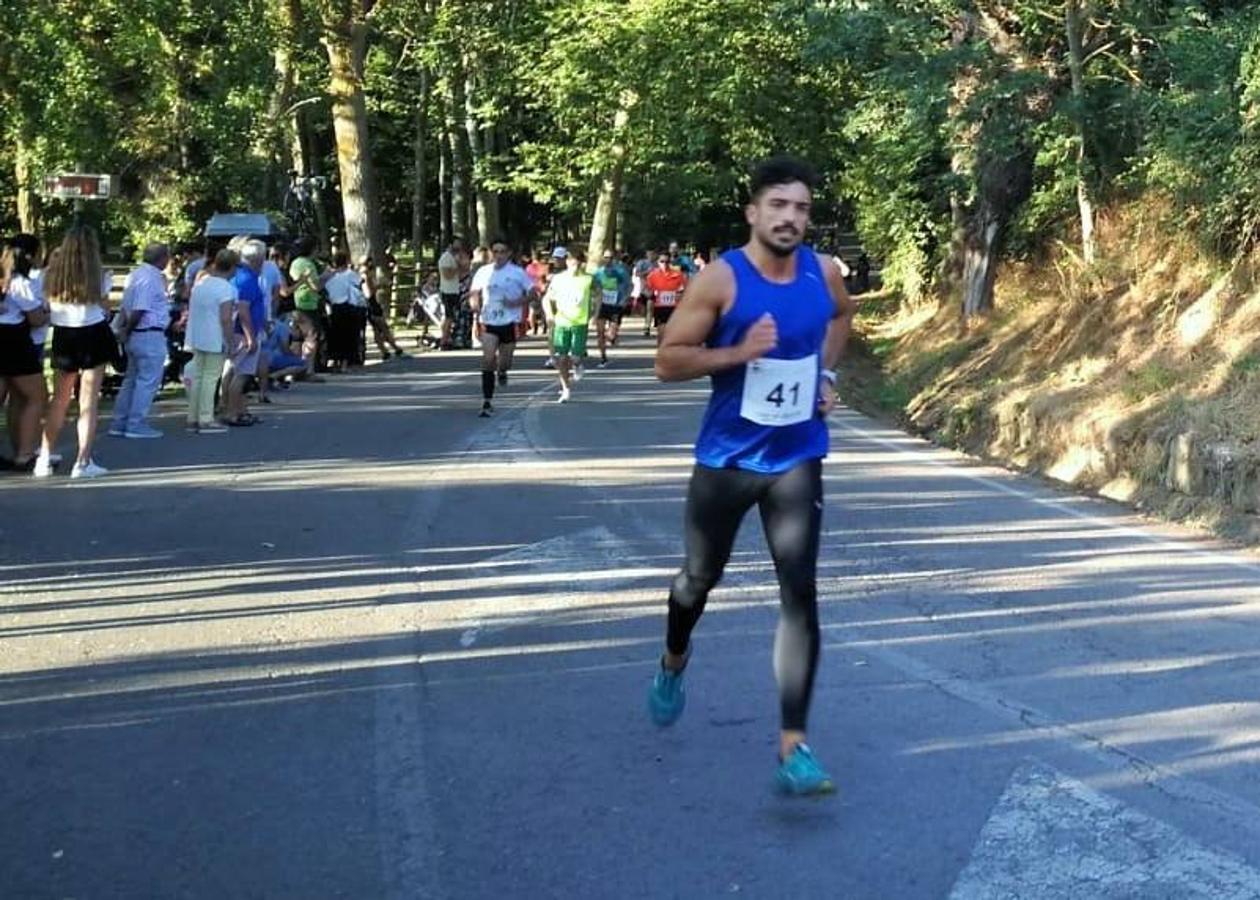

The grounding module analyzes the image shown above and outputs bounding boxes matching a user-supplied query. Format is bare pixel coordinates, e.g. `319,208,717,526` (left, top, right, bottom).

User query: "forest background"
5,0,1260,528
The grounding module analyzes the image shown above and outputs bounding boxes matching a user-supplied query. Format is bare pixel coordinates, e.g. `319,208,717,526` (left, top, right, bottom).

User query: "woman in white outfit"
184,249,239,433
35,226,115,479
0,239,49,472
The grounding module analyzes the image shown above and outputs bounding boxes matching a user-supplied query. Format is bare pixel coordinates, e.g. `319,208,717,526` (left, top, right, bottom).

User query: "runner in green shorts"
543,247,594,403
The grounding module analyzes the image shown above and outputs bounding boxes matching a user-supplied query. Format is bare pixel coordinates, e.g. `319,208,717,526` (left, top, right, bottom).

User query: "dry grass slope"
850,200,1260,542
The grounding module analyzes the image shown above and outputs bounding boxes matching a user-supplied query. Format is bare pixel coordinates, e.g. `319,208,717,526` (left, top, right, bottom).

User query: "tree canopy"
2,1,1258,311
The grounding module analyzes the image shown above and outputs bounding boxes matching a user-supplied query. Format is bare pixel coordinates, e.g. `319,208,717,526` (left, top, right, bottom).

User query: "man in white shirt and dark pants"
110,243,171,439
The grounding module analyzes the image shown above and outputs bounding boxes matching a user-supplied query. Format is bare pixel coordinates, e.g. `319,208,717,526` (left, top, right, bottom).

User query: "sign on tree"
42,174,117,200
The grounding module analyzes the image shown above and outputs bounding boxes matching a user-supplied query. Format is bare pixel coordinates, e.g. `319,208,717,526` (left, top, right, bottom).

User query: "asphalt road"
4,327,1260,899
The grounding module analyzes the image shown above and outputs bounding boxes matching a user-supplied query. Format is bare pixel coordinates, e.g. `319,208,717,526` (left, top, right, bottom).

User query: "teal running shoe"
775,744,836,796
648,659,687,727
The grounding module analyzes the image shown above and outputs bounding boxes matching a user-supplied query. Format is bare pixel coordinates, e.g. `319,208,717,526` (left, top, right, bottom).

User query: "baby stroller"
408,290,445,349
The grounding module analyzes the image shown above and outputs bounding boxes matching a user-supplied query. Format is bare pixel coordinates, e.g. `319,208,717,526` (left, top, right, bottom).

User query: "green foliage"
2,0,1259,278
1138,4,1260,252
1124,361,1181,401
0,0,283,255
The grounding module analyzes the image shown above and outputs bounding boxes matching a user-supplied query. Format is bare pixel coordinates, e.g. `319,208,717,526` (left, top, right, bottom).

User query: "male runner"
669,240,696,276
468,238,537,417
644,251,687,340
646,156,855,796
525,249,551,335
592,250,629,367
543,248,595,403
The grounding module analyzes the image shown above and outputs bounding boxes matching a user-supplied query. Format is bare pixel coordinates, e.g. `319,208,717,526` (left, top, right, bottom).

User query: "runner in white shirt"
468,237,538,417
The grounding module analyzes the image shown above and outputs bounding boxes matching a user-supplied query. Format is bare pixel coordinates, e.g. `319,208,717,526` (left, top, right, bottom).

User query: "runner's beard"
756,226,803,258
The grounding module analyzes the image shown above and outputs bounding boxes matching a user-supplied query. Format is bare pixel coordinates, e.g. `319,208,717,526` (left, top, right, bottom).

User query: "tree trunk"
439,124,453,250
946,10,1037,321
482,122,503,241
961,208,1000,318
587,101,634,267
464,67,488,244
1065,0,1097,264
268,0,301,180
443,80,473,240
14,129,39,234
324,19,389,306
944,12,977,296
443,78,473,242
464,67,502,244
411,66,431,308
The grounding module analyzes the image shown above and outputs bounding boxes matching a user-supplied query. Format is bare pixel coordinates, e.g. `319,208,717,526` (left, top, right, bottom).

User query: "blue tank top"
694,247,834,474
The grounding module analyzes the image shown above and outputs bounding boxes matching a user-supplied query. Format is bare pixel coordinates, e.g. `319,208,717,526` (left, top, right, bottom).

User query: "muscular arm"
654,262,750,382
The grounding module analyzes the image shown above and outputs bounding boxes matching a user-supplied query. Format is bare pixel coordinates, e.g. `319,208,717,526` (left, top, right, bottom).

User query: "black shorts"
441,292,461,318
0,321,42,376
482,323,517,345
653,306,676,327
598,304,625,324
51,320,119,373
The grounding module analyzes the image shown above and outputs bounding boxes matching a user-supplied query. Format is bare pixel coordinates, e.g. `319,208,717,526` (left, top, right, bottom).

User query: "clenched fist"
740,313,778,362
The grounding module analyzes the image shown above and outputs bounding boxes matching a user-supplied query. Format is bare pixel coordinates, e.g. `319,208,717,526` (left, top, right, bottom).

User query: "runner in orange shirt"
644,252,688,341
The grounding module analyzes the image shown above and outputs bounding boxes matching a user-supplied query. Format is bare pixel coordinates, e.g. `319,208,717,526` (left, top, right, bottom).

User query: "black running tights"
666,459,823,732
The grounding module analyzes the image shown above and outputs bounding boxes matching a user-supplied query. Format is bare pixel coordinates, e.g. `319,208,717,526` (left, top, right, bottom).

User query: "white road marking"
456,525,635,647
828,633,1260,851
833,410,1260,578
950,761,1260,899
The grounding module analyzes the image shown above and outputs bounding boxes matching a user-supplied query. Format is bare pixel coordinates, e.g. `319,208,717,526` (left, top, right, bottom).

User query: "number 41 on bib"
739,354,817,427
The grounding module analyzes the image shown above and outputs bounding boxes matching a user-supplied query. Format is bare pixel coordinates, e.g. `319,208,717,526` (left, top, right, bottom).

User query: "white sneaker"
558,387,571,404
33,454,54,478
572,365,585,383
71,460,109,479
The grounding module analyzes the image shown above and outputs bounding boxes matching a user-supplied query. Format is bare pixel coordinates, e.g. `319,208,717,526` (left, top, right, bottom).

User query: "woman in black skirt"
0,239,49,472
35,225,114,479
324,252,358,372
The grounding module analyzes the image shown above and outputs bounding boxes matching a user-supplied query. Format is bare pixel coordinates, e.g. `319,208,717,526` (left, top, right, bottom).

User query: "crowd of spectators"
2,224,804,476
0,225,407,479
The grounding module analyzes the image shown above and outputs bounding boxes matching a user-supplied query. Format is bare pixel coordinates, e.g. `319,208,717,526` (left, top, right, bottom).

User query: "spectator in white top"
183,248,239,434
1,234,50,469
468,237,537,417
8,234,48,357
110,242,172,439
437,238,465,350
36,225,115,478
0,239,49,472
324,252,365,371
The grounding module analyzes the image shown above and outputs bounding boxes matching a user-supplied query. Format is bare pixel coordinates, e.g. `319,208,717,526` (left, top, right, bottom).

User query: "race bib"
482,301,513,325
657,291,677,307
602,289,620,306
740,354,817,427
